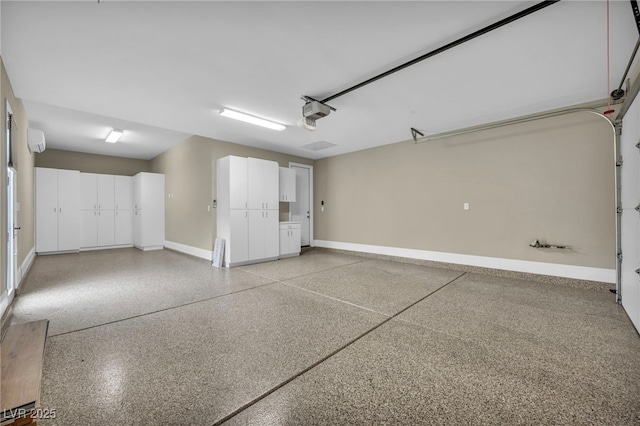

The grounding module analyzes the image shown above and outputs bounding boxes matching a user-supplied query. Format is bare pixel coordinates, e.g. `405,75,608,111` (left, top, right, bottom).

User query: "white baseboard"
313,240,615,283
164,240,212,261
80,244,133,252
17,246,36,290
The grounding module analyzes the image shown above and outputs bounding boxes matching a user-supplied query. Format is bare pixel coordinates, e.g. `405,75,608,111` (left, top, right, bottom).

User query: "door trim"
289,162,313,247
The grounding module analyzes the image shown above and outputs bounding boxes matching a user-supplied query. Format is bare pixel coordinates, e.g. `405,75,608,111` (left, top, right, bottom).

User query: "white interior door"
290,164,312,246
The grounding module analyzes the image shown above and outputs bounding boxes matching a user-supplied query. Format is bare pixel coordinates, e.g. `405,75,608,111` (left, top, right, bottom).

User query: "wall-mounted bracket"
411,128,425,142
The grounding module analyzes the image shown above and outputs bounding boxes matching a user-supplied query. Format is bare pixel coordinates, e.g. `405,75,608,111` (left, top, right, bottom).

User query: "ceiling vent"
27,128,46,153
301,141,337,151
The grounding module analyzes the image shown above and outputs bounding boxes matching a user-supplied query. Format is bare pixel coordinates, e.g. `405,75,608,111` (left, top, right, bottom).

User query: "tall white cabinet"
35,167,80,253
132,172,165,251
217,156,279,267
79,173,133,249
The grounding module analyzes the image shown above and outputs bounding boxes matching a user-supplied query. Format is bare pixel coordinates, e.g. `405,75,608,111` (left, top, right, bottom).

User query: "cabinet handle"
266,202,268,209
54,208,56,212
94,211,96,216
266,211,268,218
262,211,264,218
59,208,62,213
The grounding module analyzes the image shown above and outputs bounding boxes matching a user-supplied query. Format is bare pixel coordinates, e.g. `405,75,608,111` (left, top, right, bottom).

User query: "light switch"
464,202,469,210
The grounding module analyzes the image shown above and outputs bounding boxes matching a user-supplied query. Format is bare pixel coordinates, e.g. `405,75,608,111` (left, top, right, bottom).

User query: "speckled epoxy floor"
8,248,640,425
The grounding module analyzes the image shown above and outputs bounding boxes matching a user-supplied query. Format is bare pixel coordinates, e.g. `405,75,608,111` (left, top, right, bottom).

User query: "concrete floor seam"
44,279,280,339
237,257,369,282
213,271,467,426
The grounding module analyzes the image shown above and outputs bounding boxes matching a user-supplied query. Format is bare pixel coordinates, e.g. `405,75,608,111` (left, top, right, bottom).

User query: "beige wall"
315,111,616,269
150,135,314,252
35,148,151,176
2,58,34,283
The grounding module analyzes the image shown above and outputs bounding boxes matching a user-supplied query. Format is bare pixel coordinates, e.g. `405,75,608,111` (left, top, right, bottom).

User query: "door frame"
2,100,16,319
289,162,313,247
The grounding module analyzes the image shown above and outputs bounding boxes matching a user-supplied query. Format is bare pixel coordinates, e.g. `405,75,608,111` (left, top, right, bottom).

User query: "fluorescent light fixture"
219,108,285,131
105,129,124,143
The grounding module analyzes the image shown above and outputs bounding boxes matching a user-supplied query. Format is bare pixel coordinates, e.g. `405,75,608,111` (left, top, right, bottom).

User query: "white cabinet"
279,167,296,202
217,156,279,267
79,173,132,248
132,172,165,250
248,157,279,210
248,210,279,261
114,210,133,245
35,167,80,253
114,175,132,210
279,222,301,258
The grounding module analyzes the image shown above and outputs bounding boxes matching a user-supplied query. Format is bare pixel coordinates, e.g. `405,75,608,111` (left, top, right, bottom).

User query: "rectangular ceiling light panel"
219,108,285,131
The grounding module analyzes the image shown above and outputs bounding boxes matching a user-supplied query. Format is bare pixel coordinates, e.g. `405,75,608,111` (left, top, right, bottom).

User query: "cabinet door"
263,161,279,209
229,156,248,210
279,228,290,256
57,170,80,251
114,176,132,210
114,210,133,245
229,210,249,264
80,210,98,248
279,167,296,202
79,173,97,210
248,210,265,260
133,209,143,246
97,210,115,246
97,174,115,210
264,210,279,259
132,174,142,210
248,158,278,210
35,168,59,252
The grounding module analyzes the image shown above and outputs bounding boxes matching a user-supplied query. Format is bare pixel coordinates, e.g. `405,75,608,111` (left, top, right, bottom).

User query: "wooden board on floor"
1,320,49,420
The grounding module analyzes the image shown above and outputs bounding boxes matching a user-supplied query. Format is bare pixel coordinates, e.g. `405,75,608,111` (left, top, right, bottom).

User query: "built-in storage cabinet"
279,167,296,202
79,173,132,249
132,172,165,250
36,168,164,254
217,156,279,267
35,168,80,253
279,222,301,258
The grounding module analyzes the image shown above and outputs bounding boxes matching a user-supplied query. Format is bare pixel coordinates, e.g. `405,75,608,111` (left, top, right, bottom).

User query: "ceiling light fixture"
105,129,123,143
219,108,285,131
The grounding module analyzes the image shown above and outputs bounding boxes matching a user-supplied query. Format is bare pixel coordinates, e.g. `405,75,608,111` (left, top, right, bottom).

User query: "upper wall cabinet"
279,167,296,202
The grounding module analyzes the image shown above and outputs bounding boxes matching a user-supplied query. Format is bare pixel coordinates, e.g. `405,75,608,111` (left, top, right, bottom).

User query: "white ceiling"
1,1,638,161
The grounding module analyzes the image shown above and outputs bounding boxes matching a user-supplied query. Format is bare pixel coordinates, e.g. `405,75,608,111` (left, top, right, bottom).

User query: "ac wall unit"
28,128,46,153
